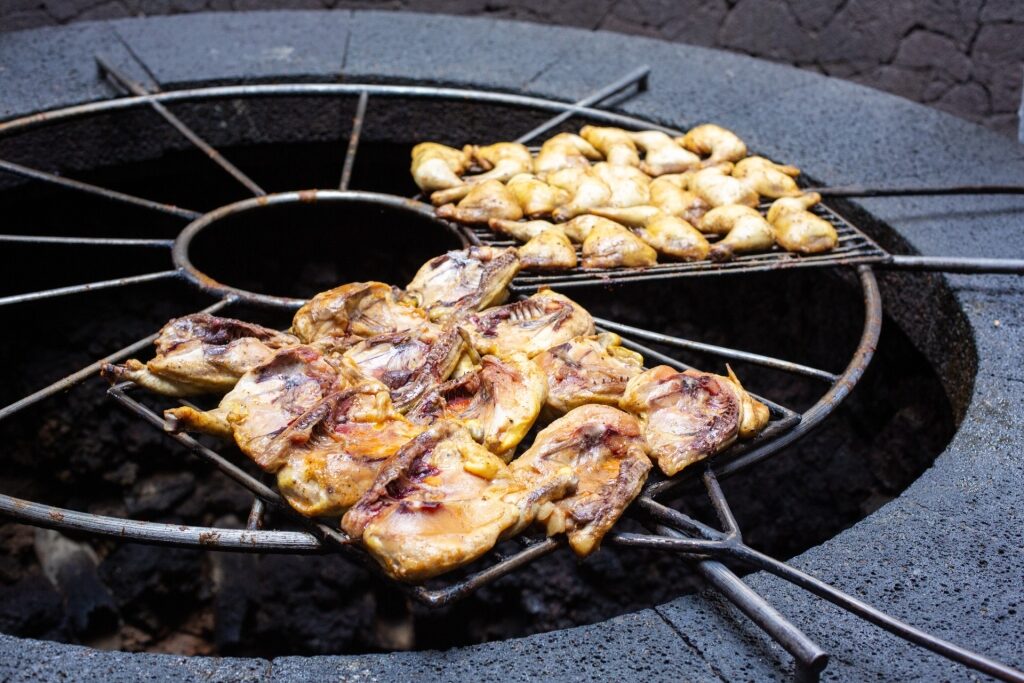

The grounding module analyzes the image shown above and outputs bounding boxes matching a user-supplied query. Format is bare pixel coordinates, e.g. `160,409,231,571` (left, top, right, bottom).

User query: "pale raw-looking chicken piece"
342,326,466,411
410,142,469,193
703,207,776,262
103,314,299,397
510,404,651,556
488,217,561,242
407,353,547,460
689,164,759,208
506,173,570,218
165,346,342,471
590,162,652,208
518,229,578,270
679,124,748,164
581,218,658,269
406,246,520,321
533,332,645,414
291,281,428,344
547,167,612,221
590,206,710,261
461,288,595,359
620,365,769,476
630,130,702,176
767,193,838,254
342,421,574,582
435,179,524,224
580,125,640,166
733,156,802,199
533,132,601,176
272,383,426,516
650,176,710,226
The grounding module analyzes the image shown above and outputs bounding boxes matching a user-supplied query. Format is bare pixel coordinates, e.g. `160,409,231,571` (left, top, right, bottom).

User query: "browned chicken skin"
410,142,469,193
590,206,710,261
506,173,571,218
517,228,578,270
461,288,595,358
767,193,838,254
435,179,524,224
533,333,644,415
291,282,428,344
581,218,658,269
679,124,748,164
405,246,519,321
733,156,802,198
510,404,651,556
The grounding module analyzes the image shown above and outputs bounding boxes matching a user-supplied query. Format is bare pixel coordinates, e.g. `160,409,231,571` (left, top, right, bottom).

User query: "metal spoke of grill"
339,90,369,191
0,234,173,247
0,270,180,307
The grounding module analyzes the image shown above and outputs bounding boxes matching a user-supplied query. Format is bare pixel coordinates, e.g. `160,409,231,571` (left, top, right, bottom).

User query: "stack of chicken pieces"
412,124,839,269
105,249,769,582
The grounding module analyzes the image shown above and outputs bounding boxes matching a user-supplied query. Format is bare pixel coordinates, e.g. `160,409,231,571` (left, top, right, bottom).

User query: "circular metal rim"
172,189,467,308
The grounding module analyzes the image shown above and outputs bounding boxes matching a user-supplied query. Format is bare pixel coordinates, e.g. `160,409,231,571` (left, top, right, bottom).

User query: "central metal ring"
172,189,465,308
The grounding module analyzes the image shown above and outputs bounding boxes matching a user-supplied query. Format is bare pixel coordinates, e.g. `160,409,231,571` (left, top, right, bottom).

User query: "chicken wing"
273,383,425,516
291,281,428,344
768,194,838,254
103,314,299,397
630,130,702,176
590,206,710,261
581,218,658,269
650,177,710,225
506,173,571,218
689,164,759,208
411,142,469,193
461,288,595,359
580,125,640,166
435,179,524,224
510,404,651,556
405,246,519,321
533,333,644,415
733,156,801,199
407,353,547,460
517,228,577,270
679,124,747,164
620,365,768,476
533,132,601,176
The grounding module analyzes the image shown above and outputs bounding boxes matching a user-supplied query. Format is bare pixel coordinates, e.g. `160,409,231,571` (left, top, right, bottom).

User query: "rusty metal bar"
339,90,368,191
0,270,180,307
246,498,266,531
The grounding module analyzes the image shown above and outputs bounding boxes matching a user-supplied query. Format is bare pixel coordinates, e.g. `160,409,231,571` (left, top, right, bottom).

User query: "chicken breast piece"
272,383,425,517
407,353,547,461
518,228,578,270
533,333,644,414
291,282,428,344
461,288,595,359
103,314,300,397
581,219,658,269
406,246,520,321
620,365,769,476
510,404,651,556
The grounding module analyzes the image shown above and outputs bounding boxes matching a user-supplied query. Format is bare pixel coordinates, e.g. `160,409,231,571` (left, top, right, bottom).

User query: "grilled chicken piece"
406,246,520,321
547,167,612,221
767,194,838,254
590,206,710,261
342,421,571,582
518,229,578,270
506,173,571,218
679,124,748,164
533,333,644,414
589,162,652,209
620,365,769,476
436,179,524,224
411,142,469,192
733,156,801,199
689,164,759,208
291,281,428,344
165,346,342,470
698,204,763,235
462,288,595,359
561,214,605,243
466,142,534,181
273,383,425,516
581,218,658,269
488,217,561,242
580,125,640,166
533,132,601,176
766,191,821,223
103,314,299,397
510,404,651,556
650,177,710,225
407,353,547,460
705,209,776,262
630,130,702,176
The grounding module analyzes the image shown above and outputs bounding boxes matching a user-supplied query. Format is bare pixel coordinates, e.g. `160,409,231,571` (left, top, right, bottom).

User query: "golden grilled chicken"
506,173,571,218
547,167,612,221
466,142,534,181
561,214,605,242
165,346,342,470
410,142,469,192
766,191,821,223
590,206,710,261
435,179,524,224
630,130,702,176
103,314,300,397
733,156,802,199
650,177,710,225
620,365,769,476
461,288,595,359
698,204,763,235
291,281,428,344
705,208,776,262
518,228,578,270
407,353,547,460
533,333,644,414
488,217,560,242
510,404,651,556
590,162,652,208
581,218,658,269
767,195,838,254
342,421,573,582
406,246,519,321
533,132,602,176
272,383,425,516
679,124,748,164
689,164,759,208
580,125,640,166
